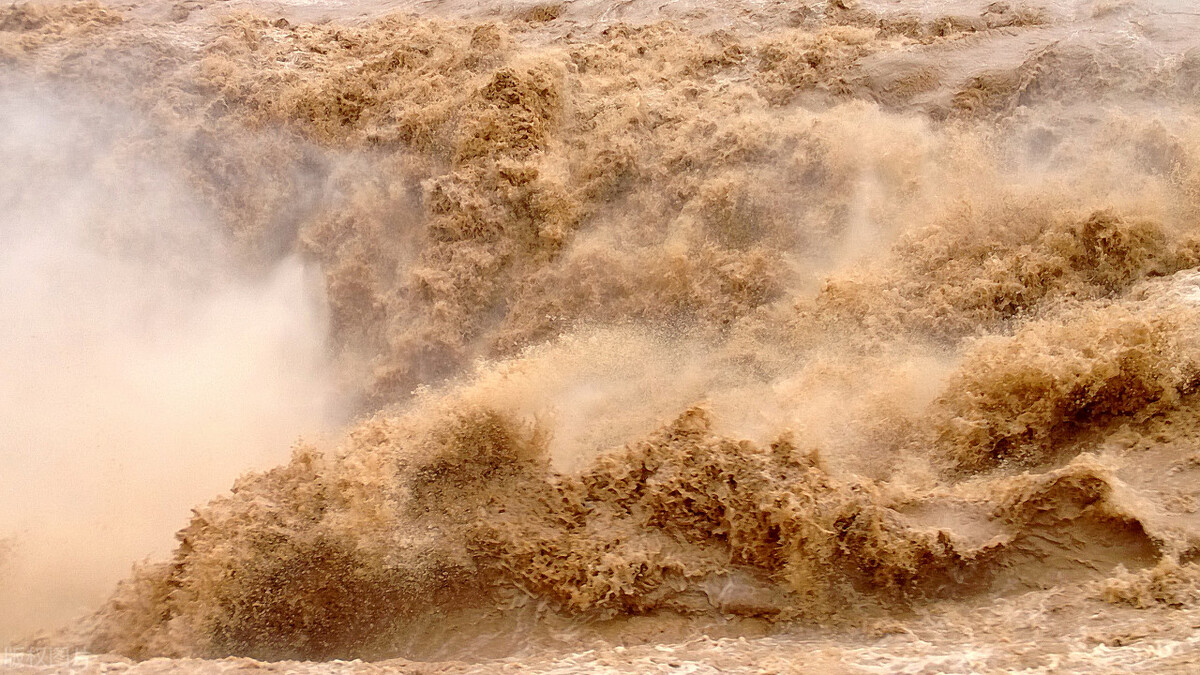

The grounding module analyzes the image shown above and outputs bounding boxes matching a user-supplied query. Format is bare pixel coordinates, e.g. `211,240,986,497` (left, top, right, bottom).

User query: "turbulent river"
6,0,1200,672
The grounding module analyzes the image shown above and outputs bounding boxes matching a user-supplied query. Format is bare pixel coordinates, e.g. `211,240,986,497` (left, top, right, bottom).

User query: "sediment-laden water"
6,0,1200,672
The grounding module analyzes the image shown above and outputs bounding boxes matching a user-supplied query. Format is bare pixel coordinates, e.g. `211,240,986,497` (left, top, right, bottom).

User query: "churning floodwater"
6,0,1200,673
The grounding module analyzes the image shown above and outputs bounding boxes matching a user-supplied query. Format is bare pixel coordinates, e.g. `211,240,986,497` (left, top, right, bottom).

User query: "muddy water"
6,0,1200,672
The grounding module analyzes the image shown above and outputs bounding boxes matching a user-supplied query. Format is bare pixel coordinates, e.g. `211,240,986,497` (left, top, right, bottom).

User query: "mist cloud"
0,85,340,641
